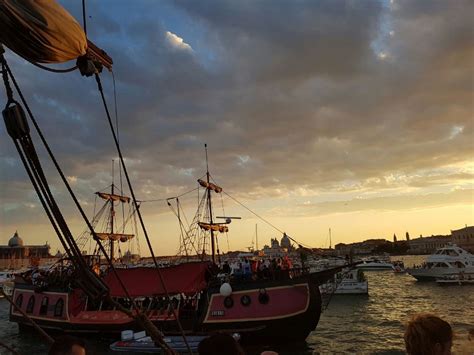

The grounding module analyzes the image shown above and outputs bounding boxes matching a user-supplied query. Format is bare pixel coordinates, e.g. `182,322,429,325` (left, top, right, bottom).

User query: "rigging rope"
140,187,199,203
94,72,191,353
222,190,315,250
1,57,164,350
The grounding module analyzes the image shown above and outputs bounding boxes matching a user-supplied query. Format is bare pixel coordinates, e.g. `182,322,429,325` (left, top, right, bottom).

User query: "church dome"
8,231,24,247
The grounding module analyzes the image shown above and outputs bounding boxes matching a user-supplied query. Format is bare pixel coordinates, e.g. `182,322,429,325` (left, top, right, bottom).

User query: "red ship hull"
10,270,324,342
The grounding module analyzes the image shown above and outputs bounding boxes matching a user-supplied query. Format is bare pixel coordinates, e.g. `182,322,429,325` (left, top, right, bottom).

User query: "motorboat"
436,272,474,286
355,257,394,271
406,244,474,281
320,268,368,295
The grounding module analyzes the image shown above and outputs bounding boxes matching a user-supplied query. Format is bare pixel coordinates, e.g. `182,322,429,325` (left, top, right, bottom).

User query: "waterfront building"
0,231,55,269
451,226,474,253
407,234,452,255
335,238,387,256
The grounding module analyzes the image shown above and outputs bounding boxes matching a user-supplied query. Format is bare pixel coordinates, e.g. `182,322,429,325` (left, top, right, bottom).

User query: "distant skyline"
1,0,473,256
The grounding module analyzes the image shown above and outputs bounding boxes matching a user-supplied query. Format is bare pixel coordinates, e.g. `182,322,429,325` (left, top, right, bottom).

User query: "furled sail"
94,233,134,242
197,179,222,193
0,0,87,63
198,222,228,233
96,192,131,203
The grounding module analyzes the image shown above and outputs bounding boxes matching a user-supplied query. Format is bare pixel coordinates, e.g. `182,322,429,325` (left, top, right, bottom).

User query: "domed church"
0,231,51,269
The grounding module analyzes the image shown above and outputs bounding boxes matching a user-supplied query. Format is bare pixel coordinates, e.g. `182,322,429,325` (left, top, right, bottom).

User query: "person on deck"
222,261,231,274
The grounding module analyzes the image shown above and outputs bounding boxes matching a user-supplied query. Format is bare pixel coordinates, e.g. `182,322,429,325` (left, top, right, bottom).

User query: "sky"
0,0,473,256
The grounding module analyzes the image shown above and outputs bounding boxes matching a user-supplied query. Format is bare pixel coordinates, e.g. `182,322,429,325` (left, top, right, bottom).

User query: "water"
1,256,473,354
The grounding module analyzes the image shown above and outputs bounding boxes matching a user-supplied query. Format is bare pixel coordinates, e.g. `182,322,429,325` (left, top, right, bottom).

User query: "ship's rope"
94,72,192,353
1,56,177,353
221,189,316,250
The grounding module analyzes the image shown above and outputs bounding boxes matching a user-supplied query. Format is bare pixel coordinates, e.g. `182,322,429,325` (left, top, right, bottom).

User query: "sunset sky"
1,0,473,256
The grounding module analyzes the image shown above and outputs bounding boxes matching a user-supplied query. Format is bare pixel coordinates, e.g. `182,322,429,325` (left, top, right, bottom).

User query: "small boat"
355,257,394,271
406,244,474,281
110,333,209,353
436,272,474,286
0,271,14,298
320,268,368,295
393,261,406,274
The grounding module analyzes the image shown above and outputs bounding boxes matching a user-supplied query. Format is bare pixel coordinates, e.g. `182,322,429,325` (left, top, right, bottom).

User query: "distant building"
262,235,292,258
407,235,452,255
406,232,410,241
451,226,474,253
393,234,397,243
0,231,54,269
335,238,387,256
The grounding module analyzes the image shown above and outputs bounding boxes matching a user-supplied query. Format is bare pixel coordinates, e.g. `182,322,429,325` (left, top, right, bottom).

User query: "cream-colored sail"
0,0,87,63
96,192,131,203
197,179,222,193
198,222,228,233
95,233,134,242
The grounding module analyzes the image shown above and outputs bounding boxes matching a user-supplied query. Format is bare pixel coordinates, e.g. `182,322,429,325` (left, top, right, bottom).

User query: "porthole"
258,289,269,305
224,296,234,308
240,295,251,307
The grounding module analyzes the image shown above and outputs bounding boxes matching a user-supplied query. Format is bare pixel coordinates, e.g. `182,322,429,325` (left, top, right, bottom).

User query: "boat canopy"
96,192,131,203
95,233,134,242
0,0,87,63
198,222,228,233
197,179,222,193
103,262,211,297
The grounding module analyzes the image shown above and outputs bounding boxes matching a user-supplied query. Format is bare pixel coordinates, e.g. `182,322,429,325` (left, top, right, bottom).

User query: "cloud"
0,0,473,252
165,31,193,51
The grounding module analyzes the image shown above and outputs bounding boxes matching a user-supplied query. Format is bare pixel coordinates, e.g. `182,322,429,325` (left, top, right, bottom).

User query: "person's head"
404,314,452,355
49,335,86,355
198,333,245,355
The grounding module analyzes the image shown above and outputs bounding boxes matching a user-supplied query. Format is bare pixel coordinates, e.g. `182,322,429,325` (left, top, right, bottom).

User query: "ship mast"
205,144,216,264
110,160,115,260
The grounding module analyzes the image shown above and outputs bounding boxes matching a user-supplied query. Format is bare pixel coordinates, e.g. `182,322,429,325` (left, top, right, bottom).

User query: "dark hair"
404,314,452,355
49,335,86,355
198,333,245,355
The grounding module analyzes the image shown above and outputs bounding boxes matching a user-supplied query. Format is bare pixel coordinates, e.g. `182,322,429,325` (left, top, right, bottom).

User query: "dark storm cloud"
1,0,473,232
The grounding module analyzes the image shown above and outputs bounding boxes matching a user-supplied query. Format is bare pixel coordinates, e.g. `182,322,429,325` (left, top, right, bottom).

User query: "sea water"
1,255,473,354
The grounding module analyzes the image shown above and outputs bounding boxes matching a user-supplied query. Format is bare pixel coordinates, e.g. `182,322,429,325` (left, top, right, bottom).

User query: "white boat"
355,257,394,271
320,268,368,295
0,271,14,297
406,244,474,281
436,272,474,286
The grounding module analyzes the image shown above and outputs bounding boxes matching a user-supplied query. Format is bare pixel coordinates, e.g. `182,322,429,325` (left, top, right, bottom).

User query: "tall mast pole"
329,228,332,249
110,160,115,261
256,224,258,251
205,144,216,264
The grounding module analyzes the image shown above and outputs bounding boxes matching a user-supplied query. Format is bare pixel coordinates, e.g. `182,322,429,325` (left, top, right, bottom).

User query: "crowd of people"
220,256,299,281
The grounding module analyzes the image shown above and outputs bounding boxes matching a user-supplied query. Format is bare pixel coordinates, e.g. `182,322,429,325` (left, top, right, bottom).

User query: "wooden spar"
0,288,54,346
86,39,113,71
